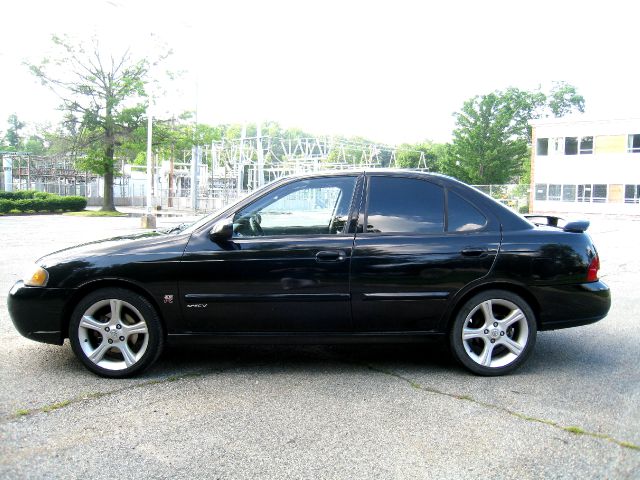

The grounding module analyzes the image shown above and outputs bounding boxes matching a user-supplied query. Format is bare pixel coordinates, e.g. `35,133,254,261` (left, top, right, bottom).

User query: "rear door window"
364,176,444,234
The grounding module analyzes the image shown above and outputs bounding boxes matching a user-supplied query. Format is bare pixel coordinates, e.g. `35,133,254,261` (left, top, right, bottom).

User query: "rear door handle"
460,247,487,257
316,250,346,262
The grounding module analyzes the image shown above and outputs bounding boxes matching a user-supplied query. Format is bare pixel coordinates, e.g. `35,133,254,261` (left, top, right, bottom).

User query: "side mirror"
209,218,233,242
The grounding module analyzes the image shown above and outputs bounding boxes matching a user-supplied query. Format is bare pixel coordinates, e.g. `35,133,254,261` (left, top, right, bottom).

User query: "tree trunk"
102,170,116,211
101,143,116,211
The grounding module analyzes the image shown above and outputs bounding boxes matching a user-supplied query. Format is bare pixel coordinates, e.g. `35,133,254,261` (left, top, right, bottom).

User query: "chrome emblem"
187,304,208,308
163,295,174,304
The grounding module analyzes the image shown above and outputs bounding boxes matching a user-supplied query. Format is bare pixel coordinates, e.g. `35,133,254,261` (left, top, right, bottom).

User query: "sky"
1,0,639,145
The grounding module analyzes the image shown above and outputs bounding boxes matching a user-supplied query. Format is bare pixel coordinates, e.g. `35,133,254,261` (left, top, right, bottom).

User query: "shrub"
0,191,86,213
0,199,11,213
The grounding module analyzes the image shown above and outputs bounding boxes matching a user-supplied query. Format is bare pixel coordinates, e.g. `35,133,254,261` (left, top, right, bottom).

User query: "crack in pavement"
5,348,639,453
3,370,208,423
365,364,640,452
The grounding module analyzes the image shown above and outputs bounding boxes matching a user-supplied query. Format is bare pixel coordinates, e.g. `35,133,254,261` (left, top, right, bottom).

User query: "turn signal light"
23,265,49,287
586,255,600,282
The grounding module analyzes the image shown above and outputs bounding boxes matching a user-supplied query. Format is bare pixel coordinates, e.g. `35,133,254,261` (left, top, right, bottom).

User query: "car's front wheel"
450,290,537,376
69,288,163,378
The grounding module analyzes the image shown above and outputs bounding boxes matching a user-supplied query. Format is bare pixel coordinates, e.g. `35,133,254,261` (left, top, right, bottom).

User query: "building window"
562,184,576,202
565,137,578,155
536,138,549,156
624,185,640,203
577,184,607,203
551,138,563,155
577,184,591,202
579,136,594,154
629,134,640,153
592,184,607,203
535,184,547,201
548,184,561,201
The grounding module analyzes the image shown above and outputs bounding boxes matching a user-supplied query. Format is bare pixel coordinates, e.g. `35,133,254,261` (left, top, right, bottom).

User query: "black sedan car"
8,170,611,377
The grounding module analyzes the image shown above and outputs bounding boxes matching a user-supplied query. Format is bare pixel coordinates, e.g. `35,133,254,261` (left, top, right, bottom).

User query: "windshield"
169,209,224,235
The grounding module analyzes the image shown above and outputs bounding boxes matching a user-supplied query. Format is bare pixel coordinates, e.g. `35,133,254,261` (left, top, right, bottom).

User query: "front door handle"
316,250,346,262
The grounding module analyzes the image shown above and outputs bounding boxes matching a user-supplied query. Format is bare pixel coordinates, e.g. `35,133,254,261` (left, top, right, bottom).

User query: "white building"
530,116,640,215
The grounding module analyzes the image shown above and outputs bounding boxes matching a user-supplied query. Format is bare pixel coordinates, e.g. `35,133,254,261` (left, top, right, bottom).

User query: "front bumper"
7,281,73,345
533,280,611,331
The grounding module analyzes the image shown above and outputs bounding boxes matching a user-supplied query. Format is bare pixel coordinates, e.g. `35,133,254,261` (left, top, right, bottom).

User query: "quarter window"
365,176,444,234
447,191,486,232
233,176,357,237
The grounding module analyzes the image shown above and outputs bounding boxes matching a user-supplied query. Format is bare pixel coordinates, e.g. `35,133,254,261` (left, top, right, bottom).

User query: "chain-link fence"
3,178,531,213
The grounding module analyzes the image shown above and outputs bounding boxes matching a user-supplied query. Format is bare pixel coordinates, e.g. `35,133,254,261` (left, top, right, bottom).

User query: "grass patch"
41,400,71,412
64,210,127,217
619,441,640,451
564,426,586,435
15,409,30,416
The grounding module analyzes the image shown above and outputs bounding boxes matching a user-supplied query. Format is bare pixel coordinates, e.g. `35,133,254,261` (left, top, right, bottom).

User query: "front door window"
233,176,357,237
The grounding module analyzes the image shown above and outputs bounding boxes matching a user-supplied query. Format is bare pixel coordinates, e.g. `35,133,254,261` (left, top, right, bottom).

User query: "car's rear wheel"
69,288,163,378
450,290,537,376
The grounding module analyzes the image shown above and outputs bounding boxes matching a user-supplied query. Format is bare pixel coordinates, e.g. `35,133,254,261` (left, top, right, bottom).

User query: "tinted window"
365,176,444,234
233,176,356,237
447,191,486,232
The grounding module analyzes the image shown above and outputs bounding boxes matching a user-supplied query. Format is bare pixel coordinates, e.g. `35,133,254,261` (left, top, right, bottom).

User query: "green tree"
448,84,585,184
27,35,169,210
449,92,529,184
548,81,585,117
23,135,47,155
3,114,25,151
396,141,448,171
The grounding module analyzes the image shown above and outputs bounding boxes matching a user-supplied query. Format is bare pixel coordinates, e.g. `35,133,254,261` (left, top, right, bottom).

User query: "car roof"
287,168,451,180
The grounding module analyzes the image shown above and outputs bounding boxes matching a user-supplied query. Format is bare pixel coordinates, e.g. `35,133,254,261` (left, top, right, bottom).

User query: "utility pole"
256,122,264,189
237,124,246,197
169,115,175,208
191,145,200,211
141,101,156,228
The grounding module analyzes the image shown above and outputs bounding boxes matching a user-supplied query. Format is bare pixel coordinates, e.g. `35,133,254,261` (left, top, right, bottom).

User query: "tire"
69,288,163,378
449,290,537,376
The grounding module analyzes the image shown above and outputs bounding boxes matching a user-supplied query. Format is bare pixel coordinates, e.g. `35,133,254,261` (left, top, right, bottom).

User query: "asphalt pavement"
0,212,638,479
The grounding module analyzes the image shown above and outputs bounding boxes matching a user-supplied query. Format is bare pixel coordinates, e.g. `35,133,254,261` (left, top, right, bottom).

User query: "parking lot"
0,213,638,479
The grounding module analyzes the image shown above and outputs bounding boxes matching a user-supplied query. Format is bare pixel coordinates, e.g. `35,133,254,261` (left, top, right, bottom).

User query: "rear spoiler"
524,215,590,233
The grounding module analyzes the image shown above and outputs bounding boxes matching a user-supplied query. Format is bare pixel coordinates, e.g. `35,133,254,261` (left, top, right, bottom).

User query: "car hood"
38,231,191,267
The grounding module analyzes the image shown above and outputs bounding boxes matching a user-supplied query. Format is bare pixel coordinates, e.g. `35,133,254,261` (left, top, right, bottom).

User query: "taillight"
587,255,600,282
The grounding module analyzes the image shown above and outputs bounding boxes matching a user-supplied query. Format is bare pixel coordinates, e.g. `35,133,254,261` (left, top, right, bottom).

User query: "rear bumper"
533,280,611,331
7,281,73,345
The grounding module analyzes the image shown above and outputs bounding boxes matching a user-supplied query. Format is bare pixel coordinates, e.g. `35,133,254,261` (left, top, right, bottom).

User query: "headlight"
23,265,49,287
